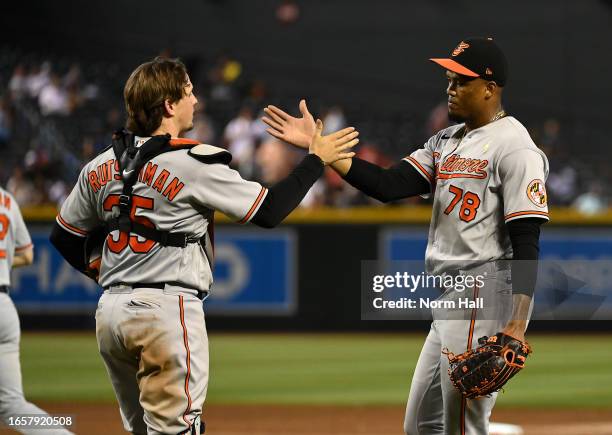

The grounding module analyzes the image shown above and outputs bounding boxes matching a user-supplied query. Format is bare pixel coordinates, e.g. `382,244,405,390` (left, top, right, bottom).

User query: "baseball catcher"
444,332,532,399
50,57,359,435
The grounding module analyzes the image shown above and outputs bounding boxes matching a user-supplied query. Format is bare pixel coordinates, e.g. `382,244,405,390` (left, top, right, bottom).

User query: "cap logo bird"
452,41,470,57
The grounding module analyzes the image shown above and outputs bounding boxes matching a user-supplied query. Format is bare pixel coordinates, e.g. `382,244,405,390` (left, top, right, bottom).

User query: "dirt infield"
1,403,611,434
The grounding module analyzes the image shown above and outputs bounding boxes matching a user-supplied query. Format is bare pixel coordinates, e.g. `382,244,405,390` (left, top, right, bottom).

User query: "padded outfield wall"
15,206,612,332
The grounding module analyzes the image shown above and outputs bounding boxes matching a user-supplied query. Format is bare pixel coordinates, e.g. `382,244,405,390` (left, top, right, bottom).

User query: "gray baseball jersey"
404,116,549,275
0,187,73,434
57,138,268,290
403,116,548,434
0,188,32,286
60,137,267,433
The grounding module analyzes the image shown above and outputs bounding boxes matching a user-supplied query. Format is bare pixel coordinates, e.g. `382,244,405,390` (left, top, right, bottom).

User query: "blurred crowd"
0,47,608,214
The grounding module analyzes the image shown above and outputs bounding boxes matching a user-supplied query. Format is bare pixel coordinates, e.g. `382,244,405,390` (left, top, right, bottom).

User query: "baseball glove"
443,332,532,399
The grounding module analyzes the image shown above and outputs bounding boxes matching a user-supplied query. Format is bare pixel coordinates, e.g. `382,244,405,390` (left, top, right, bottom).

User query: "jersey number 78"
443,184,481,222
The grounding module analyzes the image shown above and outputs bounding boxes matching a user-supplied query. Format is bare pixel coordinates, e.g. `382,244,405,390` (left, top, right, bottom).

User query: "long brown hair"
124,57,189,136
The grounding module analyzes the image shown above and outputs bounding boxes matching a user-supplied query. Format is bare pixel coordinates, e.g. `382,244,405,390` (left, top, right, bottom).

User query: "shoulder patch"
188,144,232,165
527,179,547,208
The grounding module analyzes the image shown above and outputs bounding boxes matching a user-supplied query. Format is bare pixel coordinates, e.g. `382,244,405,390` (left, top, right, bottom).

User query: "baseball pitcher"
263,37,548,435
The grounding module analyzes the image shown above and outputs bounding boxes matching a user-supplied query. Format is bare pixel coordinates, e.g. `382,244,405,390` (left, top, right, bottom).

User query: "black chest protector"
106,130,198,248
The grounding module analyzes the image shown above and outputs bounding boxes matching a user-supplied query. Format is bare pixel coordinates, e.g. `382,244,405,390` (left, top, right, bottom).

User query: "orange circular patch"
526,179,547,208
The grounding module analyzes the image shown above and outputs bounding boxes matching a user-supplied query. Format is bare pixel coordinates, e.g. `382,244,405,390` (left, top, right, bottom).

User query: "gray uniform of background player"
0,187,72,435
57,140,267,434
402,116,549,434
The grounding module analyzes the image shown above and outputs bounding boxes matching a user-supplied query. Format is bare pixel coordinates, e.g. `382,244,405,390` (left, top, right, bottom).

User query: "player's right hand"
309,119,359,165
263,99,315,149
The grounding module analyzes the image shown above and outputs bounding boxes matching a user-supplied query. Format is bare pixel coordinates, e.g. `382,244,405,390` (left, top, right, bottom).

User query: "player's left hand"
309,119,359,165
263,99,315,149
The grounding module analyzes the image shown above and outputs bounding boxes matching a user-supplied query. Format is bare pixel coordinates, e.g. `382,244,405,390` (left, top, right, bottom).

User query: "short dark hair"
124,57,189,136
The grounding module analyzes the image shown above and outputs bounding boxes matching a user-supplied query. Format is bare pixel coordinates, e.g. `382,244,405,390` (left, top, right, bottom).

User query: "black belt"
0,285,9,294
132,283,165,289
105,282,206,300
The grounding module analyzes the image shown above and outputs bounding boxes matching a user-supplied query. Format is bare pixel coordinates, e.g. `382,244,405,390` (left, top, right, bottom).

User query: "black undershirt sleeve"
251,154,324,228
50,223,88,273
343,158,430,203
507,217,546,297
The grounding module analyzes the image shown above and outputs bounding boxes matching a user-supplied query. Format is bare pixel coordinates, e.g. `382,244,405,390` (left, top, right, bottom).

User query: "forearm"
503,218,545,338
251,154,324,228
508,218,543,298
330,158,353,177
504,294,532,336
341,158,430,203
50,223,88,272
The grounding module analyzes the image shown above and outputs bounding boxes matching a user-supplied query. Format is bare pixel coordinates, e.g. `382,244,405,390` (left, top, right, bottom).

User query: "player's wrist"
308,152,326,167
501,322,526,341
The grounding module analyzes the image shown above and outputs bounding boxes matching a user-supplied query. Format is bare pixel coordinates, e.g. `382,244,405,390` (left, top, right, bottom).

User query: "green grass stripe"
17,333,612,408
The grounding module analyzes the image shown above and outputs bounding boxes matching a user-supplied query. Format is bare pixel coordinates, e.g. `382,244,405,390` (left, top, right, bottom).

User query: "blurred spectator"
31,173,50,205
222,61,241,84
255,138,323,207
48,179,68,207
6,167,37,206
8,64,28,100
276,0,300,25
63,63,82,90
252,109,272,143
26,62,51,99
573,182,607,215
184,95,215,144
24,148,50,172
547,165,578,206
322,106,346,135
255,139,297,184
427,101,449,137
0,47,606,210
38,73,71,116
0,97,13,145
208,54,241,104
223,105,257,177
325,144,394,207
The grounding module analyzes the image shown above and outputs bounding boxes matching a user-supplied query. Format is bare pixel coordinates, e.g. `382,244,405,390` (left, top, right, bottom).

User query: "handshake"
262,100,359,166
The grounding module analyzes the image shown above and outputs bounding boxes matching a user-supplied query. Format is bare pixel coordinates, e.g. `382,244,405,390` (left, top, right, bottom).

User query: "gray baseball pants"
403,262,518,435
96,285,208,435
0,293,73,434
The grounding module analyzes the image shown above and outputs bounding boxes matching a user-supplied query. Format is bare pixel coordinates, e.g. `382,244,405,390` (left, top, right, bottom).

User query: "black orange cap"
430,37,508,86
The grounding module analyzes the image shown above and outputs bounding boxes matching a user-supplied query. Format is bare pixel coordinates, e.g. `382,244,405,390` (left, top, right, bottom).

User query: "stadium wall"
15,207,612,332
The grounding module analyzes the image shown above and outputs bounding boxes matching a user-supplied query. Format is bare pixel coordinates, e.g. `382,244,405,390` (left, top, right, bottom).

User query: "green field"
19,333,612,408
